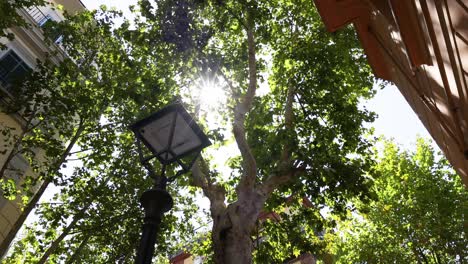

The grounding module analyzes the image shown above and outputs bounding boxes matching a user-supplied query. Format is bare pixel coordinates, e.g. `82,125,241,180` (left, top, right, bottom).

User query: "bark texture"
211,190,266,264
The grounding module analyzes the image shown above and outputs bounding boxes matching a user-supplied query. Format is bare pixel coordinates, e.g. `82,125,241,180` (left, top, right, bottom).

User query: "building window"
0,50,32,93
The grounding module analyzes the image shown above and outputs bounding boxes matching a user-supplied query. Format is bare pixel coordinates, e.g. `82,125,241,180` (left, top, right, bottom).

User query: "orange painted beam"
313,0,392,80
389,0,433,67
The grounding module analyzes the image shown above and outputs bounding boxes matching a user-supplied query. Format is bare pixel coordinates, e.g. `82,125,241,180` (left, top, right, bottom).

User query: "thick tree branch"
190,92,227,216
258,165,306,196
217,68,238,100
67,148,94,155
191,158,226,215
234,15,257,194
280,84,295,167
191,158,210,190
66,235,90,264
258,84,297,195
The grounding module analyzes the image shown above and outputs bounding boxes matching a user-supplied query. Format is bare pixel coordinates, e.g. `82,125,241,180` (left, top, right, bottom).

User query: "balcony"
25,6,49,26
24,6,63,44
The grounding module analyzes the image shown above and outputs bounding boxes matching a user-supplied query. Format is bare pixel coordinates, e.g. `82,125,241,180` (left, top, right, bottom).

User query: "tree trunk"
211,192,265,264
66,235,90,264
37,209,82,264
37,173,113,263
213,224,253,264
0,119,85,258
0,179,49,258
0,117,34,179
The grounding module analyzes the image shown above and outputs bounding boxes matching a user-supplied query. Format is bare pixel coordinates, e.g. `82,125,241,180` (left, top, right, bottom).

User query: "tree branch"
36,170,113,264
258,84,298,195
258,165,306,196
217,67,238,100
65,158,84,162
280,84,295,167
219,2,248,30
67,148,94,156
191,158,226,215
234,14,257,194
0,117,36,180
66,235,90,264
191,157,211,190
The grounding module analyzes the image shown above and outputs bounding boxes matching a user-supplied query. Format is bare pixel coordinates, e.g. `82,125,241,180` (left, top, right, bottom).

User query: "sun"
183,74,229,133
195,75,227,111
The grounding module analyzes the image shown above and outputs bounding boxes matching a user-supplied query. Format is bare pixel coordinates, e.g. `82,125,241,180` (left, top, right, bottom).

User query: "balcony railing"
24,6,63,44
25,6,49,26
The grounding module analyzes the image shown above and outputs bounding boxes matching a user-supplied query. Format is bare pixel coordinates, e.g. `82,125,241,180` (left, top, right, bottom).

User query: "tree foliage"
2,0,380,263
1,6,184,259
334,139,467,263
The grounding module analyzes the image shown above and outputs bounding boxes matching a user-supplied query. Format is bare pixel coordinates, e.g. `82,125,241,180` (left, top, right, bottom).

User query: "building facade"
313,0,468,185
0,0,85,257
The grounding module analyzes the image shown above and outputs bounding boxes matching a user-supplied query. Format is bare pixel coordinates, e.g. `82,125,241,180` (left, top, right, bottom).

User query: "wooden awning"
313,0,468,186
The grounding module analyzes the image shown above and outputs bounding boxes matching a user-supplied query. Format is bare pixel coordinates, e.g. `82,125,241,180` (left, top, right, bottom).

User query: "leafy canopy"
334,139,467,263
3,0,381,262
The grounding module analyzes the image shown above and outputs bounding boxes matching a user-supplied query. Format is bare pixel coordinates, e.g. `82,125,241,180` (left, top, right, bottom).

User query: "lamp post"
130,103,211,264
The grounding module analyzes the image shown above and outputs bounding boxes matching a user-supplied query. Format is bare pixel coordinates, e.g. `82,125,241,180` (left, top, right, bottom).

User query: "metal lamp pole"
135,176,172,264
131,104,211,264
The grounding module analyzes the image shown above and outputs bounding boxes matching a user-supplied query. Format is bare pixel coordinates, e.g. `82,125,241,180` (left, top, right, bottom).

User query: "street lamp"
130,103,211,264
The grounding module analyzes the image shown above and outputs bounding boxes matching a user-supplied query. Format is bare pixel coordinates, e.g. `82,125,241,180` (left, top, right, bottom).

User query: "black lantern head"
131,104,211,177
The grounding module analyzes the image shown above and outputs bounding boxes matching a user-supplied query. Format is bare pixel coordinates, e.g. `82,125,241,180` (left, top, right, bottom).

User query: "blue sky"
367,84,430,148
